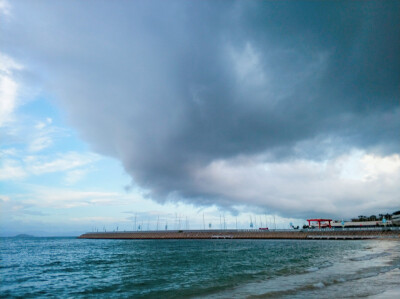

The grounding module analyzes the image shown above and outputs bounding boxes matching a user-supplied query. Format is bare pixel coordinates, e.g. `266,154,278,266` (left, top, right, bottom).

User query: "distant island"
13,234,35,238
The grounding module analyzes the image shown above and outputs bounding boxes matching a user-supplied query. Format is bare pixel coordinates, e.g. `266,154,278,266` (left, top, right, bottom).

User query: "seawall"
78,229,400,240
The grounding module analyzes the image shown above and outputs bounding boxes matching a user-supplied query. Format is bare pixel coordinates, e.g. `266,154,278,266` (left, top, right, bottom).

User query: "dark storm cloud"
2,1,399,216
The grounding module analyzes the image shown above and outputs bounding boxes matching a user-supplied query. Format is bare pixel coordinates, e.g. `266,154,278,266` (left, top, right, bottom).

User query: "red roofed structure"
307,219,332,228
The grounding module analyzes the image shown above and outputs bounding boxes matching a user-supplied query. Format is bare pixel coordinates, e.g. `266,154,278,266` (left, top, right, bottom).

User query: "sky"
0,0,399,236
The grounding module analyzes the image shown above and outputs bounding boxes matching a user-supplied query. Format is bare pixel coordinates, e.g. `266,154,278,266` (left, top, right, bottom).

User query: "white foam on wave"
306,267,319,272
332,277,347,284
313,282,325,289
350,252,391,262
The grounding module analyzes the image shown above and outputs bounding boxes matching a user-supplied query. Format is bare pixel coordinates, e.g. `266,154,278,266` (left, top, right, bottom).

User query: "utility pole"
223,214,226,230
203,213,205,230
134,214,137,231
265,214,267,228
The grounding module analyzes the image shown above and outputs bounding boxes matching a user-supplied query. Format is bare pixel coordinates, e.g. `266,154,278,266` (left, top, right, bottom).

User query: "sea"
1,237,399,298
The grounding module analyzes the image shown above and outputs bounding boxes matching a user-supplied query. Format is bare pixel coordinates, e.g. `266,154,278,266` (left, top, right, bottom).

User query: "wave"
246,263,400,298
313,282,325,289
349,252,391,262
208,249,400,298
306,267,319,272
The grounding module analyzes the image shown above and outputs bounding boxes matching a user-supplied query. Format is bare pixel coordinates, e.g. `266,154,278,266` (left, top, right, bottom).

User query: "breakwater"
78,229,400,240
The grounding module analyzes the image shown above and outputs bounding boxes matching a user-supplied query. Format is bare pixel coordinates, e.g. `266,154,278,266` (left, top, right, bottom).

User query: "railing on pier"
86,226,400,234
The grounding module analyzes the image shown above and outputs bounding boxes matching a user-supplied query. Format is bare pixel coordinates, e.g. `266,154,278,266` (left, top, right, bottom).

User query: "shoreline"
78,229,400,240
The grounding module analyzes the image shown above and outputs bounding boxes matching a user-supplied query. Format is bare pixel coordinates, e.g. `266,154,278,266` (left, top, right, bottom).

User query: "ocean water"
1,238,399,298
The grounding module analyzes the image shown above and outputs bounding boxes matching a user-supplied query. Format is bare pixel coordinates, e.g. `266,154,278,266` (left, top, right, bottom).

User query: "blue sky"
0,1,399,236
0,92,297,236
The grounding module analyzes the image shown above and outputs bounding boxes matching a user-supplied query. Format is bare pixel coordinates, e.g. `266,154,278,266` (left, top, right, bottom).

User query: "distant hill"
13,234,35,238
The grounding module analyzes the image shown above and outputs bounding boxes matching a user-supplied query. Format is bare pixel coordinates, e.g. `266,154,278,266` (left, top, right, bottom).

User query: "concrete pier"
78,229,400,240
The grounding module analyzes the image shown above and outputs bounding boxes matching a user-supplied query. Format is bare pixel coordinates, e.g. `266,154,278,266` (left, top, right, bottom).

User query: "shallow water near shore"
1,237,399,298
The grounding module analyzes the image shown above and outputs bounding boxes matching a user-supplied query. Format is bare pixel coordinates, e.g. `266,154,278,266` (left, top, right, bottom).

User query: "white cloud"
361,154,400,180
0,148,17,158
28,135,53,152
0,150,100,181
193,152,400,218
34,118,52,130
0,53,22,74
28,152,99,175
0,53,22,127
28,118,59,152
19,185,134,209
0,195,10,202
69,216,123,223
0,71,18,126
0,159,27,180
64,168,89,185
34,121,46,130
0,0,11,17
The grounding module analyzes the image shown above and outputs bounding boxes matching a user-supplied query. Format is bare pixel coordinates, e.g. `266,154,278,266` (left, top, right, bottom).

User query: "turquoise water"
1,238,399,298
